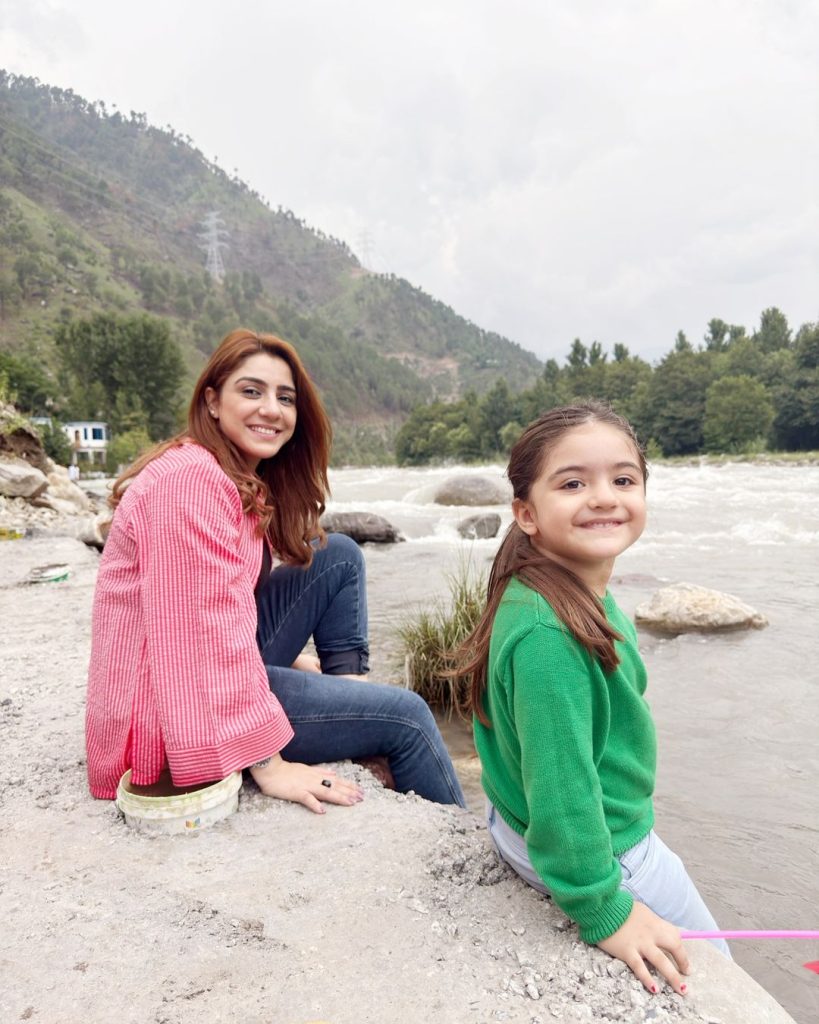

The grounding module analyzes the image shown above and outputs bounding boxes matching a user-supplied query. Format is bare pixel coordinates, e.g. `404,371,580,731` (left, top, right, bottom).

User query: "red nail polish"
680,983,687,993
651,985,657,994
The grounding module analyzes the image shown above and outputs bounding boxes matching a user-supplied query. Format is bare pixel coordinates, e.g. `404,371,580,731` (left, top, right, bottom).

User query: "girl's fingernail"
650,985,658,994
680,984,687,993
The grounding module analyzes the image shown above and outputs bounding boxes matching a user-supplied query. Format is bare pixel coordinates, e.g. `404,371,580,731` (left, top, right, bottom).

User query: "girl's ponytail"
457,524,623,725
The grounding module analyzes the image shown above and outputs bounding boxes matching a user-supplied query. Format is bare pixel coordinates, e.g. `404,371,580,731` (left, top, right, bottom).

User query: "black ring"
321,778,332,788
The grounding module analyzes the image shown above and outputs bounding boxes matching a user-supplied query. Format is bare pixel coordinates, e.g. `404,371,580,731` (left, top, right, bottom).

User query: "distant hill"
0,71,542,440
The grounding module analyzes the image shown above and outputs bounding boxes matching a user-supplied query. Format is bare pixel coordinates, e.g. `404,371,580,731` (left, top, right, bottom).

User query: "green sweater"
474,577,656,944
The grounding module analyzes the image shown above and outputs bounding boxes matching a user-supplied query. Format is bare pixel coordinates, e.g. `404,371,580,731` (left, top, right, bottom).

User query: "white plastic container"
116,769,242,834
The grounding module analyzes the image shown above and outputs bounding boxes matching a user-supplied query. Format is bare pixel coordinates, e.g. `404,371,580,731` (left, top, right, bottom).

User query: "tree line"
2,306,816,471
395,308,819,465
0,310,423,469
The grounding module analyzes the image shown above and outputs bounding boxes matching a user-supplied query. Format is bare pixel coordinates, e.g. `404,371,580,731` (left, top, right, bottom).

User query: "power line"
0,115,173,254
0,115,363,279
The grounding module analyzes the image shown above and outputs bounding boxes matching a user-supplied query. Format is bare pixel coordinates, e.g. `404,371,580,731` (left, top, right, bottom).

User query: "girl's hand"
597,901,690,995
249,754,364,814
291,653,322,674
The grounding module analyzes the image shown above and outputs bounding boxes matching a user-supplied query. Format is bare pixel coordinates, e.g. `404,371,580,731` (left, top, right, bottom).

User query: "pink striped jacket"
85,443,293,799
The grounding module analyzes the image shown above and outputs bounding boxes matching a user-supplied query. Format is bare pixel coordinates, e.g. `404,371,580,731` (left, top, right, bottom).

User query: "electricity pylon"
199,211,229,283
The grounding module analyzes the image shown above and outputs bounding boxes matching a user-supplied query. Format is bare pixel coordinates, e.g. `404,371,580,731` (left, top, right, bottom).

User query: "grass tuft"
397,558,486,719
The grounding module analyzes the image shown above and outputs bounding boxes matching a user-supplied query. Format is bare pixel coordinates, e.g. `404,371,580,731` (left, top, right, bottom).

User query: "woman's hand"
291,653,322,673
597,901,691,995
249,754,364,814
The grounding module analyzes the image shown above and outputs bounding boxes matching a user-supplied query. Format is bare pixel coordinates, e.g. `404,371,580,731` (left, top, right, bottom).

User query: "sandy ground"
0,536,797,1024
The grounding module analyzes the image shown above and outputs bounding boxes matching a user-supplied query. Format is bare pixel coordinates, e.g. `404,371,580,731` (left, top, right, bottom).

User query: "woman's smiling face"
205,352,297,470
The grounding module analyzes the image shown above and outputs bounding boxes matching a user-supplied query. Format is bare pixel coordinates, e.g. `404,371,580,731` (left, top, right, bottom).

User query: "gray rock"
433,474,511,506
30,494,84,516
0,459,49,499
43,466,91,513
321,511,404,544
26,511,110,549
0,539,798,1024
635,583,768,634
457,512,501,539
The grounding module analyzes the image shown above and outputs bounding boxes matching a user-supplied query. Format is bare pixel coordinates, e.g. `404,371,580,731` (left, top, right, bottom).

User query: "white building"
63,421,110,464
29,417,112,466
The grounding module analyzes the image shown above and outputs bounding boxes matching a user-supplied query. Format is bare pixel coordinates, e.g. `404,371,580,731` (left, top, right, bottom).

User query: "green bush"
106,427,152,475
397,559,486,719
37,420,74,466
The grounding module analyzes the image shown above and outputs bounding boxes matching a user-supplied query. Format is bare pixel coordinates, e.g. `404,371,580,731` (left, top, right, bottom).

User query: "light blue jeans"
256,533,465,807
486,802,730,957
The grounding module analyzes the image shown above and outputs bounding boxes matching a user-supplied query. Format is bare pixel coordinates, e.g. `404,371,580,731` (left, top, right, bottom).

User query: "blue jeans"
486,803,730,957
256,533,465,807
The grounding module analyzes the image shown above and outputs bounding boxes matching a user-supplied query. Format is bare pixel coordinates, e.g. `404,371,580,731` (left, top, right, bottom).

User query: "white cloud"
1,0,816,361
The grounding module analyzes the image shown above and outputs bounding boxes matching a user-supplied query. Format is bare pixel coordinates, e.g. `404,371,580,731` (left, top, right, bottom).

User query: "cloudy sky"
1,0,816,362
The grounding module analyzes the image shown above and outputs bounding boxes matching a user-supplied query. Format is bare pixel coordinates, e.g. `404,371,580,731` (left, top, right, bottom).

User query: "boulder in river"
457,512,501,539
321,511,404,544
635,583,768,634
433,474,511,507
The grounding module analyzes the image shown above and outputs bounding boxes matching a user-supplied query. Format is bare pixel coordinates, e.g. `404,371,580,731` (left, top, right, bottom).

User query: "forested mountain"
0,71,542,458
3,73,815,466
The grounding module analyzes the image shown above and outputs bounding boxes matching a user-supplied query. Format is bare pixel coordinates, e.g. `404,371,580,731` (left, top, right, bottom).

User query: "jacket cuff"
163,718,295,787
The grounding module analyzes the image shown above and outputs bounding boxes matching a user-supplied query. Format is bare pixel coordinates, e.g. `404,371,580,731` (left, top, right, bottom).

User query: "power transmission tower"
199,211,229,283
356,230,375,271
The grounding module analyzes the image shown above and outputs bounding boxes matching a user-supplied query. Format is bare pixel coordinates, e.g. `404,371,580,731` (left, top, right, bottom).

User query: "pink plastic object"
681,930,819,940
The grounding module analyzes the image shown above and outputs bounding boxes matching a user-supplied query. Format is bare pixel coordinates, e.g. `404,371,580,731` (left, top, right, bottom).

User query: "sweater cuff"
577,889,635,945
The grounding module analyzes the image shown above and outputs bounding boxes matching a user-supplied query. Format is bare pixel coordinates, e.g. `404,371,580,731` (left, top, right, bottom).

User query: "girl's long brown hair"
110,328,332,566
457,401,648,725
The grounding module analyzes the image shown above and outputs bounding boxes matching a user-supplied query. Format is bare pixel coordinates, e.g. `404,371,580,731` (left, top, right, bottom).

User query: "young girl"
86,328,464,813
460,402,727,996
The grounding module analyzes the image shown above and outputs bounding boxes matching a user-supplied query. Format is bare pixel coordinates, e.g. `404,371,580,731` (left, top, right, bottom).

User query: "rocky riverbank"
0,400,109,546
0,534,796,1024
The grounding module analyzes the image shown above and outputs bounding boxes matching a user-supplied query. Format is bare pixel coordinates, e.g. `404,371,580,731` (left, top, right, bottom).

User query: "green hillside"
0,71,542,452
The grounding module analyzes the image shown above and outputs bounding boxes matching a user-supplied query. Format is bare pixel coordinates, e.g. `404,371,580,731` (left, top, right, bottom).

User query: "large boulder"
433,474,511,506
26,510,110,550
635,583,768,634
36,466,92,514
321,511,404,544
0,459,49,499
457,512,501,539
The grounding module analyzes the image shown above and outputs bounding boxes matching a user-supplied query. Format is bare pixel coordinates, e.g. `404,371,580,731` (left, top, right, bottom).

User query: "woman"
86,328,465,813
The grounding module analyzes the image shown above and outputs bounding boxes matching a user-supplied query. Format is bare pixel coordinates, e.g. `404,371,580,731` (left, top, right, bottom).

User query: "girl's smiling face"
512,421,647,595
205,352,297,470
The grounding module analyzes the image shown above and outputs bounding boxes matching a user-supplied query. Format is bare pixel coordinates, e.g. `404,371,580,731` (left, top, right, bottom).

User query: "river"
325,460,819,1024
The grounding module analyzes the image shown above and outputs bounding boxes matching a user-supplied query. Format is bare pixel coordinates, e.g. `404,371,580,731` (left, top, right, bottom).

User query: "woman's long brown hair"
457,402,648,725
110,328,332,566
